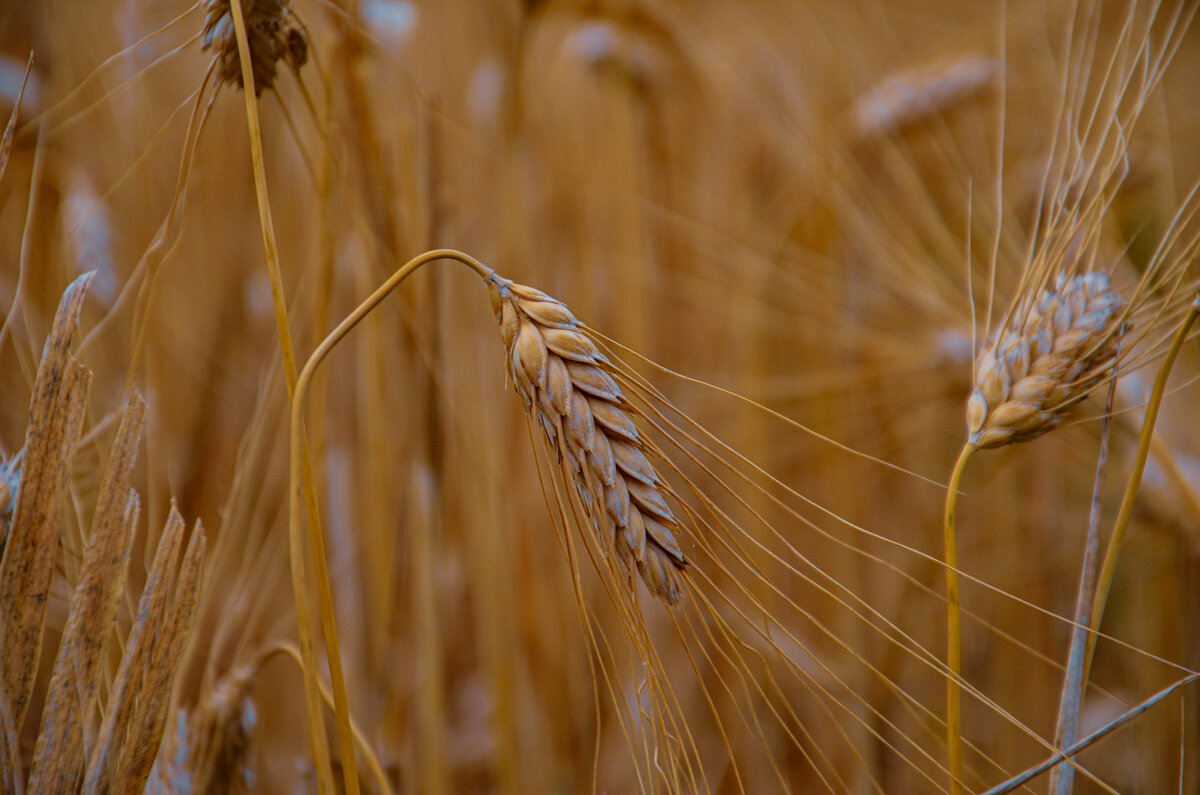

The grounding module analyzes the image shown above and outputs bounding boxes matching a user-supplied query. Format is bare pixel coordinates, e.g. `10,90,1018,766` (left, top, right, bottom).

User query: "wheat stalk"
943,271,1126,793
488,274,688,603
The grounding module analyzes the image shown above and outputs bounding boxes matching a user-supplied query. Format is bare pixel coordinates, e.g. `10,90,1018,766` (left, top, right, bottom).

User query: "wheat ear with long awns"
288,249,688,791
944,271,1126,794
489,275,688,603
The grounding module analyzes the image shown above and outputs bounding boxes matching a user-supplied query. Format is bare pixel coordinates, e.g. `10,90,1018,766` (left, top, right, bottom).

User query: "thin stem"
982,673,1200,795
225,1,350,791
1049,368,1118,795
288,249,492,792
944,442,976,795
1084,295,1200,684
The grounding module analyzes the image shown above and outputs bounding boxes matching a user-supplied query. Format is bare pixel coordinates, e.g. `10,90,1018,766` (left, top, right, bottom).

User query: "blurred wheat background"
1,0,1199,792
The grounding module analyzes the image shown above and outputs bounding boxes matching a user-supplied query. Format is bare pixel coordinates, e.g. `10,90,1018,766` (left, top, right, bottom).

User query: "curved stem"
1084,296,1200,685
944,442,976,795
288,249,493,792
259,642,396,795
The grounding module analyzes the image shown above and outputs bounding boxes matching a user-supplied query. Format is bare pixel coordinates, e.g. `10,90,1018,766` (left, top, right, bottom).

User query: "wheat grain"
966,272,1126,449
488,275,688,604
202,0,308,93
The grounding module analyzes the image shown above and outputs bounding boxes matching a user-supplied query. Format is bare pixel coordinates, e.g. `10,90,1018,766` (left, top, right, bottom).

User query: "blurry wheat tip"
489,274,688,604
202,0,308,92
967,272,1125,449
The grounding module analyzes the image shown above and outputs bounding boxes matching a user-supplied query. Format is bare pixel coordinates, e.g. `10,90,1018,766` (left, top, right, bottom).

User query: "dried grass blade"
28,391,146,793
0,272,95,787
0,52,33,185
120,523,206,794
82,505,186,795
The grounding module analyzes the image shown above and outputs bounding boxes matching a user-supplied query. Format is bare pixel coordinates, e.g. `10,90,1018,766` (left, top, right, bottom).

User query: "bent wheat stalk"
288,249,691,792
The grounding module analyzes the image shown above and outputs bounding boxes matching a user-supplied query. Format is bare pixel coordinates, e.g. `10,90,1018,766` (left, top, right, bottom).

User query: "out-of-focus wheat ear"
202,0,308,94
27,392,146,793
851,54,1000,140
0,271,94,790
121,523,206,794
82,504,188,795
178,661,258,794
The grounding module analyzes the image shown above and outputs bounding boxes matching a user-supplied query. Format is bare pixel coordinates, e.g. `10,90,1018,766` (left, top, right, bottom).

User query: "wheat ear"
966,272,1125,449
488,275,687,603
203,0,308,94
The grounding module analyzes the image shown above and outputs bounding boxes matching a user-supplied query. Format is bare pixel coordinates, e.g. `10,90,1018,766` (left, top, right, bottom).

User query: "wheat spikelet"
488,275,688,604
967,272,1126,449
202,0,308,93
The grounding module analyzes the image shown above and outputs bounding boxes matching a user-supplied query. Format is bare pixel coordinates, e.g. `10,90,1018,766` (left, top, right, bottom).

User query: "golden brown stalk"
966,272,1126,449
488,275,688,604
202,0,308,94
0,272,94,789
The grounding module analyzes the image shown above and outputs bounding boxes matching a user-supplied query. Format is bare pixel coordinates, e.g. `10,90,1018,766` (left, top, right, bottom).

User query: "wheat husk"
27,392,146,793
489,275,687,604
81,505,193,794
121,524,206,794
174,662,258,794
0,272,95,788
202,0,308,93
967,272,1126,449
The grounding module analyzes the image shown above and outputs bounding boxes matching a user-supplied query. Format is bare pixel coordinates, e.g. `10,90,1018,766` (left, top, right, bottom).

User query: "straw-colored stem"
1084,296,1200,684
289,249,492,792
225,2,352,792
944,442,976,795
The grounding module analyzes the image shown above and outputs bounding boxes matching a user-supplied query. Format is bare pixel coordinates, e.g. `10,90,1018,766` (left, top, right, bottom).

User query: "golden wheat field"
1,0,1199,792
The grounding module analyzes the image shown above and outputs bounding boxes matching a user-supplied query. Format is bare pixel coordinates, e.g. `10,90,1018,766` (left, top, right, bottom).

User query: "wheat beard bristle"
488,275,687,604
202,0,309,93
967,272,1126,449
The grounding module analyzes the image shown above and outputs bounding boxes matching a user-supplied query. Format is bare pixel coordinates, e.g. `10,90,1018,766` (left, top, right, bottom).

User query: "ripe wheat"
202,0,308,93
489,274,688,604
967,272,1126,449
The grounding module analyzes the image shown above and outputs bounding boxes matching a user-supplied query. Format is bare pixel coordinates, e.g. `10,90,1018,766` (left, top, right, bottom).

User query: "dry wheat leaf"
28,391,146,793
0,53,33,186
